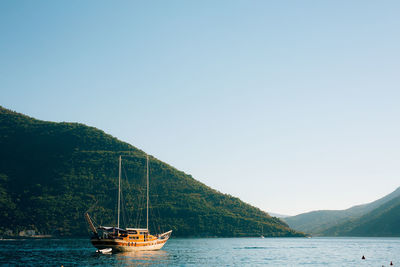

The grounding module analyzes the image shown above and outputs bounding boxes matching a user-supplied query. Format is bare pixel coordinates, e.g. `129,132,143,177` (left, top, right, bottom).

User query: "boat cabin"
96,227,156,242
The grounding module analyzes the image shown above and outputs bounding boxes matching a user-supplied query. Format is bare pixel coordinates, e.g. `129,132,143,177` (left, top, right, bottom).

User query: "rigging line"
149,205,161,234
149,181,162,233
135,191,141,227
121,162,131,227
135,177,143,228
114,180,119,227
135,190,143,228
151,208,157,234
123,166,129,182
91,215,100,229
84,197,101,228
148,162,163,233
148,165,163,233
144,156,148,229
137,194,145,228
84,199,98,214
121,187,127,228
147,154,149,231
135,158,147,228
154,194,163,233
125,162,136,227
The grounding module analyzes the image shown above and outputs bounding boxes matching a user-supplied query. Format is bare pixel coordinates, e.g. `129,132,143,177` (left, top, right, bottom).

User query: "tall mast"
146,154,149,230
117,155,121,228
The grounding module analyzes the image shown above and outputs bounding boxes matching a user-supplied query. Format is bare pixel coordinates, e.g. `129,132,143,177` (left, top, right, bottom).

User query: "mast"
117,155,121,228
146,154,149,230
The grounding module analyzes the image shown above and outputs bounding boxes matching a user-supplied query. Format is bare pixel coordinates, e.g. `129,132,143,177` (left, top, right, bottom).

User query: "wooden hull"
91,237,169,252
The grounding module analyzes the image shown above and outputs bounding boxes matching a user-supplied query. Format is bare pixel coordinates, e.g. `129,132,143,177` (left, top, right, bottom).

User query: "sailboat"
85,155,172,252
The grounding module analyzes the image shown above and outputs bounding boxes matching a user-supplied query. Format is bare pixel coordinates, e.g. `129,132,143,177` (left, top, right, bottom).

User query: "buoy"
362,255,366,260
390,261,393,266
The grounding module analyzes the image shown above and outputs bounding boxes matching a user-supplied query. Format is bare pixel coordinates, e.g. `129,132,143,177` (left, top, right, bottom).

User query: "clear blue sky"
1,0,399,215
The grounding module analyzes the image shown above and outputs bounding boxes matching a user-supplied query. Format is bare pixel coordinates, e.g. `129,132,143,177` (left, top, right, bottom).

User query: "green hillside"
284,210,356,235
0,106,303,238
284,187,400,236
321,196,400,237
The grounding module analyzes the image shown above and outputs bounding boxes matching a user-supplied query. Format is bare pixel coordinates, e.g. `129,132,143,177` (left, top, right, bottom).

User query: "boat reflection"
115,250,169,265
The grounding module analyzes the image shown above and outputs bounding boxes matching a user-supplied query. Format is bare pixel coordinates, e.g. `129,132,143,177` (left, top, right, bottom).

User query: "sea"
0,237,399,266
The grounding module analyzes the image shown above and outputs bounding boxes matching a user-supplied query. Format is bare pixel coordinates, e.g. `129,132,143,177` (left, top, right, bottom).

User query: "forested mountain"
0,106,303,237
321,195,400,237
284,187,400,236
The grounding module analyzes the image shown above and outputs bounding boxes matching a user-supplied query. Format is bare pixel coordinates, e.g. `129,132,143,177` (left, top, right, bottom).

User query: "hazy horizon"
1,1,399,215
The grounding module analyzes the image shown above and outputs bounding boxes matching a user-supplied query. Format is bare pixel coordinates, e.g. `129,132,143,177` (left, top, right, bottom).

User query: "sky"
1,0,399,215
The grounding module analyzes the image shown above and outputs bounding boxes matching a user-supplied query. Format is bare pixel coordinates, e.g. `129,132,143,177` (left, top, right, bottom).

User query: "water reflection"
115,250,169,265
1,238,400,266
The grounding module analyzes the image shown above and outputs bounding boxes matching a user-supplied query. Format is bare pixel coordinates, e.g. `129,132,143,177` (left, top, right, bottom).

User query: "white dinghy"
96,248,112,254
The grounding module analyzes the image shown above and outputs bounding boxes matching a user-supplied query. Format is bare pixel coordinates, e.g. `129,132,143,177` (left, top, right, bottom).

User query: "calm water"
0,237,399,266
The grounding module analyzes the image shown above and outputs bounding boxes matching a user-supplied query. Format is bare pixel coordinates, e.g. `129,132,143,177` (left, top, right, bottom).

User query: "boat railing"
158,230,172,240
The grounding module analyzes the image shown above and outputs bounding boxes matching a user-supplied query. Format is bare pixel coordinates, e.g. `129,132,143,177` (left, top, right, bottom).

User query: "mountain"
0,106,303,237
321,195,400,236
284,187,400,235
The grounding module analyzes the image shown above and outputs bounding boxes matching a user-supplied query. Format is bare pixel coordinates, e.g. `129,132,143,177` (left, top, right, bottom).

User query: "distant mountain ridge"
321,195,400,236
284,187,400,236
0,106,304,237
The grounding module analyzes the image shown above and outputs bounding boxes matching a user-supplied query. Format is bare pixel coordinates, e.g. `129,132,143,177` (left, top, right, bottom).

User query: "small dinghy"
96,248,112,254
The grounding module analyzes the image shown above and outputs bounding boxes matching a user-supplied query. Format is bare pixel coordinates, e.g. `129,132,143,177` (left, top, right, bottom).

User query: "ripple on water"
0,237,399,266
